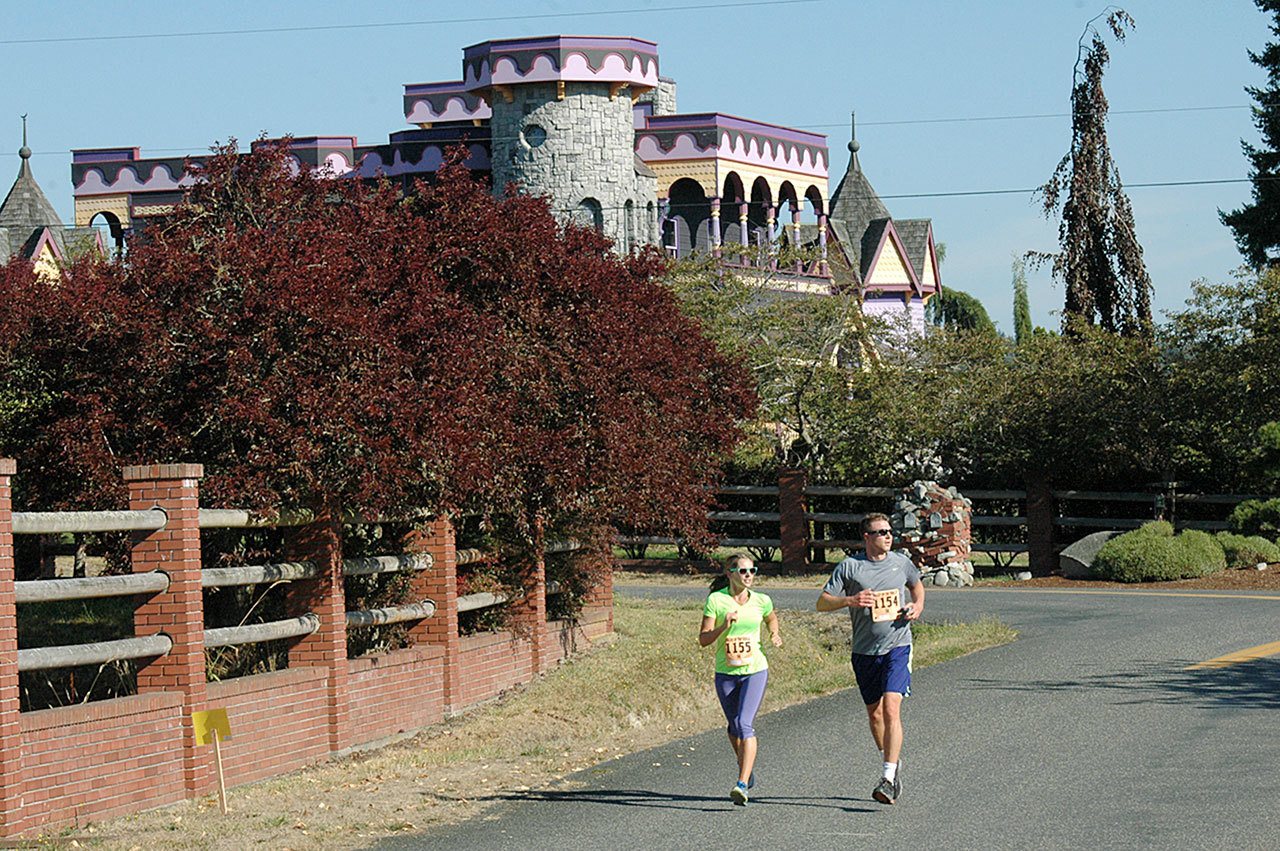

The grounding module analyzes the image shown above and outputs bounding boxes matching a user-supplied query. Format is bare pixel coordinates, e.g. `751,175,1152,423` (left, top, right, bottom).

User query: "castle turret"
463,36,660,249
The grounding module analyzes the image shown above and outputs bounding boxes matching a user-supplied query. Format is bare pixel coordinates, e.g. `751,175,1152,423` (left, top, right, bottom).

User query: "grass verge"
57,596,1014,850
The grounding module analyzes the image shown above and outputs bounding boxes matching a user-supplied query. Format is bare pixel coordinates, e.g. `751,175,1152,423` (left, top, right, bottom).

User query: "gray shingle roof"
860,218,890,279
894,218,931,280
0,147,70,261
0,156,64,235
829,149,890,244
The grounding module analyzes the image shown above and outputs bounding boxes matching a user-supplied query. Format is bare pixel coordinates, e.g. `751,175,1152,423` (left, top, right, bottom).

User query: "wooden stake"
212,729,228,814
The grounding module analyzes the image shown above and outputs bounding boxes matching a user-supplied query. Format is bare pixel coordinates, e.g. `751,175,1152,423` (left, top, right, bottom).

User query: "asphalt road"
381,584,1280,850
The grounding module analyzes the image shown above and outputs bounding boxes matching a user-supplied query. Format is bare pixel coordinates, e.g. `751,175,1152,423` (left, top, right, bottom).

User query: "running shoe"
747,771,756,790
893,760,902,800
730,781,749,806
872,777,897,805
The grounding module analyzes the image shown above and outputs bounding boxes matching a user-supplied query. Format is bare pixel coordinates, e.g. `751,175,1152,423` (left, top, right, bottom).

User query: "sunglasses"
865,528,893,537
730,566,758,575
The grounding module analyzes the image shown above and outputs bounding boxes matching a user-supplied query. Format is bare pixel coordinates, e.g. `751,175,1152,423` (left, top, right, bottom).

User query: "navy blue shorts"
851,645,912,705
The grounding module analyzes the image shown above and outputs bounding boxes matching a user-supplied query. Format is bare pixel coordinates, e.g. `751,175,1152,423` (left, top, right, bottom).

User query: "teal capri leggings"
714,669,769,739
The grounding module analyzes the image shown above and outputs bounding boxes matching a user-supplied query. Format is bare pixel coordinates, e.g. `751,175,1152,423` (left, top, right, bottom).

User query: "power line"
802,104,1250,130
551,177,1262,213
7,102,1252,160
0,0,819,46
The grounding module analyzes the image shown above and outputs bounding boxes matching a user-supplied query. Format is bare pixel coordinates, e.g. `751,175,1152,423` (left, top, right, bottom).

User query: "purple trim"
462,36,660,90
403,80,470,95
251,136,356,149
463,35,658,55
644,113,826,147
72,148,139,163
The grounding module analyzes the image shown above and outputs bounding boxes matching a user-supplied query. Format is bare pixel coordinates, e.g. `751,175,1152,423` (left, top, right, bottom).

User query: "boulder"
1059,530,1125,579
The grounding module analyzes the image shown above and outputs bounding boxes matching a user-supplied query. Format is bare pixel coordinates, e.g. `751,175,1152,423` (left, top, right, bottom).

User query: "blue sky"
1,0,1269,331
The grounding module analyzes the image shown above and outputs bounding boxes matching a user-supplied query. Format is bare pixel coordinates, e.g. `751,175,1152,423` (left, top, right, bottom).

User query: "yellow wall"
32,242,61,281
865,235,912,287
920,243,937,291
74,194,130,227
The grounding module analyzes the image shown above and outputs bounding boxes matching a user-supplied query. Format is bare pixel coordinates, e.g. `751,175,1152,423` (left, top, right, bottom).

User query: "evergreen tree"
1035,10,1153,338
1012,256,1033,343
1221,0,1280,268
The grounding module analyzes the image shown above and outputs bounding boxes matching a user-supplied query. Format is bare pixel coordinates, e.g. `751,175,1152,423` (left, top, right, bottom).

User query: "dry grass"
47,597,1014,850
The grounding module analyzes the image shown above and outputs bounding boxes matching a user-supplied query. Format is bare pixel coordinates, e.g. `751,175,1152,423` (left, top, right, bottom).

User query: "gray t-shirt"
823,551,922,656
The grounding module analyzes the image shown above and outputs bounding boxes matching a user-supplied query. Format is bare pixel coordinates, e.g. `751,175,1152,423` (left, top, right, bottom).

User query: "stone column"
790,200,803,271
285,510,350,752
0,460,26,836
710,196,722,257
818,212,829,276
738,201,750,260
778,468,809,572
658,198,671,255
894,481,974,587
765,204,778,266
124,463,211,796
404,518,460,712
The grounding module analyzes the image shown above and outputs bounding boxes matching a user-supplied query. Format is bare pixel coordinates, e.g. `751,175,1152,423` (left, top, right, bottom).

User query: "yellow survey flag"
192,708,232,746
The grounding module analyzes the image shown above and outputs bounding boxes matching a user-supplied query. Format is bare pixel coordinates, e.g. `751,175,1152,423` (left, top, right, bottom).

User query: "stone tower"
464,37,659,250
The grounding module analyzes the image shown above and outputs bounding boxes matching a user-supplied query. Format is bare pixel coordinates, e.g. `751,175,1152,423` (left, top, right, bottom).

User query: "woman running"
699,553,782,806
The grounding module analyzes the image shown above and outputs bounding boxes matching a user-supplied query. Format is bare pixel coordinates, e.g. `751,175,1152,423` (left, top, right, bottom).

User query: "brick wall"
0,458,613,837
455,631,535,707
347,645,446,743
18,693,186,830
207,668,332,786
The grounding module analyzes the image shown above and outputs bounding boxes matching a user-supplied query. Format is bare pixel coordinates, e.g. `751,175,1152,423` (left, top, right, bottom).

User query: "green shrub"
1093,522,1226,582
1229,498,1280,538
1216,532,1280,569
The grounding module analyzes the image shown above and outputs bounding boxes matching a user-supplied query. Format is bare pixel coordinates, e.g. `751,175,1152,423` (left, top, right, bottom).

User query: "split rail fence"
623,469,1266,573
0,460,612,837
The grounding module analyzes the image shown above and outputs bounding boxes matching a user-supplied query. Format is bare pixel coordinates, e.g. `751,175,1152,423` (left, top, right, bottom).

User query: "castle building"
63,36,941,328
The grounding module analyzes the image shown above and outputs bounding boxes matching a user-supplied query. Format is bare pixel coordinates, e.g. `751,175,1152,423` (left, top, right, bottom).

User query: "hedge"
1092,522,1226,582
1216,532,1280,570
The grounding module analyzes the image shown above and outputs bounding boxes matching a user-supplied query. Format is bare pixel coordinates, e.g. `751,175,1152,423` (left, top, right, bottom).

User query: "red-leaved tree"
0,140,755,547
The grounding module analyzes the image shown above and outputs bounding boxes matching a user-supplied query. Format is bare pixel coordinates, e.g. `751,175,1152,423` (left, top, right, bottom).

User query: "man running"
816,512,924,805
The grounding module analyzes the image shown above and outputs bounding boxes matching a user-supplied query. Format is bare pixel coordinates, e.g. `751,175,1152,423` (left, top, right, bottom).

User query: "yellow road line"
1186,640,1280,670
950,587,1280,602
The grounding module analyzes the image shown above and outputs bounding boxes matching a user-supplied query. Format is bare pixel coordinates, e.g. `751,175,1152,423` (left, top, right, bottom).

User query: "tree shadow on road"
453,788,876,814
962,657,1280,709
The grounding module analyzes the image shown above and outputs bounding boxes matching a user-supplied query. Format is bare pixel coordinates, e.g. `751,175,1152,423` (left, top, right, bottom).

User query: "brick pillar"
583,558,614,633
404,518,460,712
509,534,549,674
285,511,350,752
778,467,809,572
123,463,211,796
0,460,26,835
1026,480,1056,576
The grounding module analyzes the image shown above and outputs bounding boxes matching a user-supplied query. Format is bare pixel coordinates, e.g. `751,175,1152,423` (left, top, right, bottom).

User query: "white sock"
883,761,898,782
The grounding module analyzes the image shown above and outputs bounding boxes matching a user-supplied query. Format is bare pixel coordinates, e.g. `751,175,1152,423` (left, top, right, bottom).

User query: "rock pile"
892,481,975,587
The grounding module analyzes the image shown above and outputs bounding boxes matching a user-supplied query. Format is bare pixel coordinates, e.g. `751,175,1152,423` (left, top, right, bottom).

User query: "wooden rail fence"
0,460,612,837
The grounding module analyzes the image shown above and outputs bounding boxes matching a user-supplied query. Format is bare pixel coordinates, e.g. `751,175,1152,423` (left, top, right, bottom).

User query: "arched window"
624,199,636,253
646,201,656,244
577,197,604,233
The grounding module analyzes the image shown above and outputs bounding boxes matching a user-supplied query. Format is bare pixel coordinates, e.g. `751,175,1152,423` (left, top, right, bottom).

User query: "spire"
828,106,889,233
847,110,861,168
0,115,66,233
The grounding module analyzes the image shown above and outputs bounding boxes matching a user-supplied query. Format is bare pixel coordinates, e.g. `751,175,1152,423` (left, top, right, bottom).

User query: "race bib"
870,588,903,622
724,635,755,667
